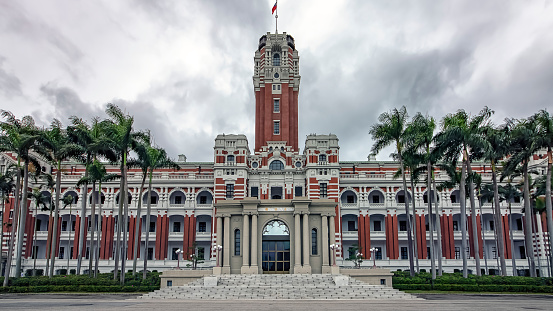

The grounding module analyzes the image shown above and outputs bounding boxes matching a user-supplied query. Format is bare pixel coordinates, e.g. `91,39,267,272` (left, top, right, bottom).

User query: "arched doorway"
262,220,290,274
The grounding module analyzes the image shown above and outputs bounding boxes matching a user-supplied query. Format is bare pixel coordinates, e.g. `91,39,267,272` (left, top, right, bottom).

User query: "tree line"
0,104,178,286
370,106,553,279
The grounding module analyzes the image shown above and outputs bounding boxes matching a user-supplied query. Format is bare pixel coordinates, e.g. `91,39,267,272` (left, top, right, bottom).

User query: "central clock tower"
253,32,301,152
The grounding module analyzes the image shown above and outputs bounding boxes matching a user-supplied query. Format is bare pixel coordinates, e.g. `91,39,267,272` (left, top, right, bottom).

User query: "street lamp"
215,245,223,267
175,248,184,269
329,244,337,267
370,247,377,269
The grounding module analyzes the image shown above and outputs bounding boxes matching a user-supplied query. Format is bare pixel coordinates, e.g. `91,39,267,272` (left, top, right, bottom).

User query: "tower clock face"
252,162,259,168
295,161,302,168
274,72,279,79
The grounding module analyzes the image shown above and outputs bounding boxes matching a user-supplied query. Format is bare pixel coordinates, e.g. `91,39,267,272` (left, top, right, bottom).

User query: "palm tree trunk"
545,148,553,276
120,162,129,284
460,160,469,278
491,162,507,276
465,158,481,276
523,160,537,277
133,173,147,275
44,195,53,277
48,162,62,277
478,198,488,275
432,177,443,276
77,166,89,275
143,172,153,280
508,203,517,275
3,161,21,285
533,213,542,276
491,202,501,271
66,203,72,273
32,203,38,276
427,162,436,280
399,155,415,277
88,181,96,275
15,160,30,278
410,177,419,273
94,182,102,278
0,190,5,277
113,161,125,281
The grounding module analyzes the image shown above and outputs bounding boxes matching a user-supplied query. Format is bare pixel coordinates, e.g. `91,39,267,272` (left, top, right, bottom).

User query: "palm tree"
67,116,115,274
499,182,522,275
103,104,147,283
535,110,553,274
62,194,74,274
407,113,438,279
503,117,541,277
29,187,49,276
142,145,179,280
369,106,415,276
41,119,82,277
479,125,509,275
0,111,42,283
0,165,15,277
435,108,492,277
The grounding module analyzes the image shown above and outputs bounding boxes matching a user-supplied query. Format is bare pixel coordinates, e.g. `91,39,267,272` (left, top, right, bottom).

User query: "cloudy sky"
1,0,552,162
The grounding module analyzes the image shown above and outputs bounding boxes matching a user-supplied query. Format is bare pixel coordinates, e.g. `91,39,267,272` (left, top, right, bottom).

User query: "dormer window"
273,53,280,66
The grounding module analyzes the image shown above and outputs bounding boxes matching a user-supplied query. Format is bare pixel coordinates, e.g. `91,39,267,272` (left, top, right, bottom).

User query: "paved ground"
0,293,552,310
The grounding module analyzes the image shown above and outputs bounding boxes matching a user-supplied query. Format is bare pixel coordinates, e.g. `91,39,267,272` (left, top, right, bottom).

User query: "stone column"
302,213,310,268
322,215,329,266
223,216,231,273
294,213,301,272
216,216,222,247
251,214,258,268
329,215,336,253
242,214,250,267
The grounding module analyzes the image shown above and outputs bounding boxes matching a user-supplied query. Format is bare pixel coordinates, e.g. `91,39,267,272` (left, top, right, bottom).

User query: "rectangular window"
271,187,283,199
398,195,405,203
72,221,76,232
455,247,460,259
374,221,382,232
427,247,431,259
492,246,497,259
235,230,241,256
36,219,42,231
273,99,280,112
273,121,280,135
489,220,494,231
173,222,181,233
375,247,382,260
519,246,526,259
251,186,259,198
311,229,318,255
174,196,182,204
200,196,207,204
399,221,407,231
199,222,207,233
346,195,355,204
401,247,408,259
516,219,523,230
62,221,67,232
348,247,356,259
348,221,357,231
320,183,327,198
295,186,303,197
198,247,205,260
32,246,39,259
149,222,156,233
59,247,65,259
148,248,154,260
226,184,234,199
453,221,459,231
172,248,179,260
372,196,380,204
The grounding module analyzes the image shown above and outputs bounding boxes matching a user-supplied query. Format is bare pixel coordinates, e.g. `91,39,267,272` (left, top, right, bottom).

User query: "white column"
294,213,301,269
302,213,310,267
329,215,336,252
322,215,329,266
251,214,258,267
242,214,249,267
223,216,230,268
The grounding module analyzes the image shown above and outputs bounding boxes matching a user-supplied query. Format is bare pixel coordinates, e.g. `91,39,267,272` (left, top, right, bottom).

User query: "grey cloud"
0,57,23,98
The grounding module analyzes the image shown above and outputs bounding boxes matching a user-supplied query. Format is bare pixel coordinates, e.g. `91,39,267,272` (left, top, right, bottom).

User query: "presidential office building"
1,32,550,276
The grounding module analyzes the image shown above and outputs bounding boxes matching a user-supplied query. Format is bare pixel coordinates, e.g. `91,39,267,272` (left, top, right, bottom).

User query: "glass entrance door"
262,240,290,274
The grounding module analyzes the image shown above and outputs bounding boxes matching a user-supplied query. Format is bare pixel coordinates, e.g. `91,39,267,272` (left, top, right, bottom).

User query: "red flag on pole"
272,2,277,15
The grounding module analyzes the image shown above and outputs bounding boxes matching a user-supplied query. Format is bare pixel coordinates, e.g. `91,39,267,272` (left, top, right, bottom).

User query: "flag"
272,2,277,15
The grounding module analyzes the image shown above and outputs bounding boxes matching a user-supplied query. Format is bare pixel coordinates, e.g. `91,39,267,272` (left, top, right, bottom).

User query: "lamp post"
215,245,223,267
175,248,184,269
370,247,377,269
330,244,337,267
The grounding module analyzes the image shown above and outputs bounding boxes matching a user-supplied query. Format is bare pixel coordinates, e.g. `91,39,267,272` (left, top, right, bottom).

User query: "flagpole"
275,0,278,34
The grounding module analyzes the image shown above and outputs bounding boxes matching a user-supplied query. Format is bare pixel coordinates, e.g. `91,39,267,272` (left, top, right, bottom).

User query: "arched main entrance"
262,220,290,274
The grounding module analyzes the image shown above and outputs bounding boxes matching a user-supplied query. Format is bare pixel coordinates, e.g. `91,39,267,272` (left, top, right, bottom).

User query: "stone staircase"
140,274,421,300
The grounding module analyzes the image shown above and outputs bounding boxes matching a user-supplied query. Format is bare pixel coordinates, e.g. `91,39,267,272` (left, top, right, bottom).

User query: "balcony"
341,203,358,209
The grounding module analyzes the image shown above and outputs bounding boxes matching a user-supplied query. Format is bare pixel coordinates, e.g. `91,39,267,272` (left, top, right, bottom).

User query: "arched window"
311,228,318,255
227,155,235,162
273,53,280,66
319,154,327,162
234,229,241,256
269,160,284,170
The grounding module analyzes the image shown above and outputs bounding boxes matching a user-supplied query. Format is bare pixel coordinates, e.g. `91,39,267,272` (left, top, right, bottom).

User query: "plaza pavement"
0,293,552,310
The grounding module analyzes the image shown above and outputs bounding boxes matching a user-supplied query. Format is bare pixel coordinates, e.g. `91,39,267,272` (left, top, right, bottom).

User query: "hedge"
0,285,158,293
392,272,553,293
